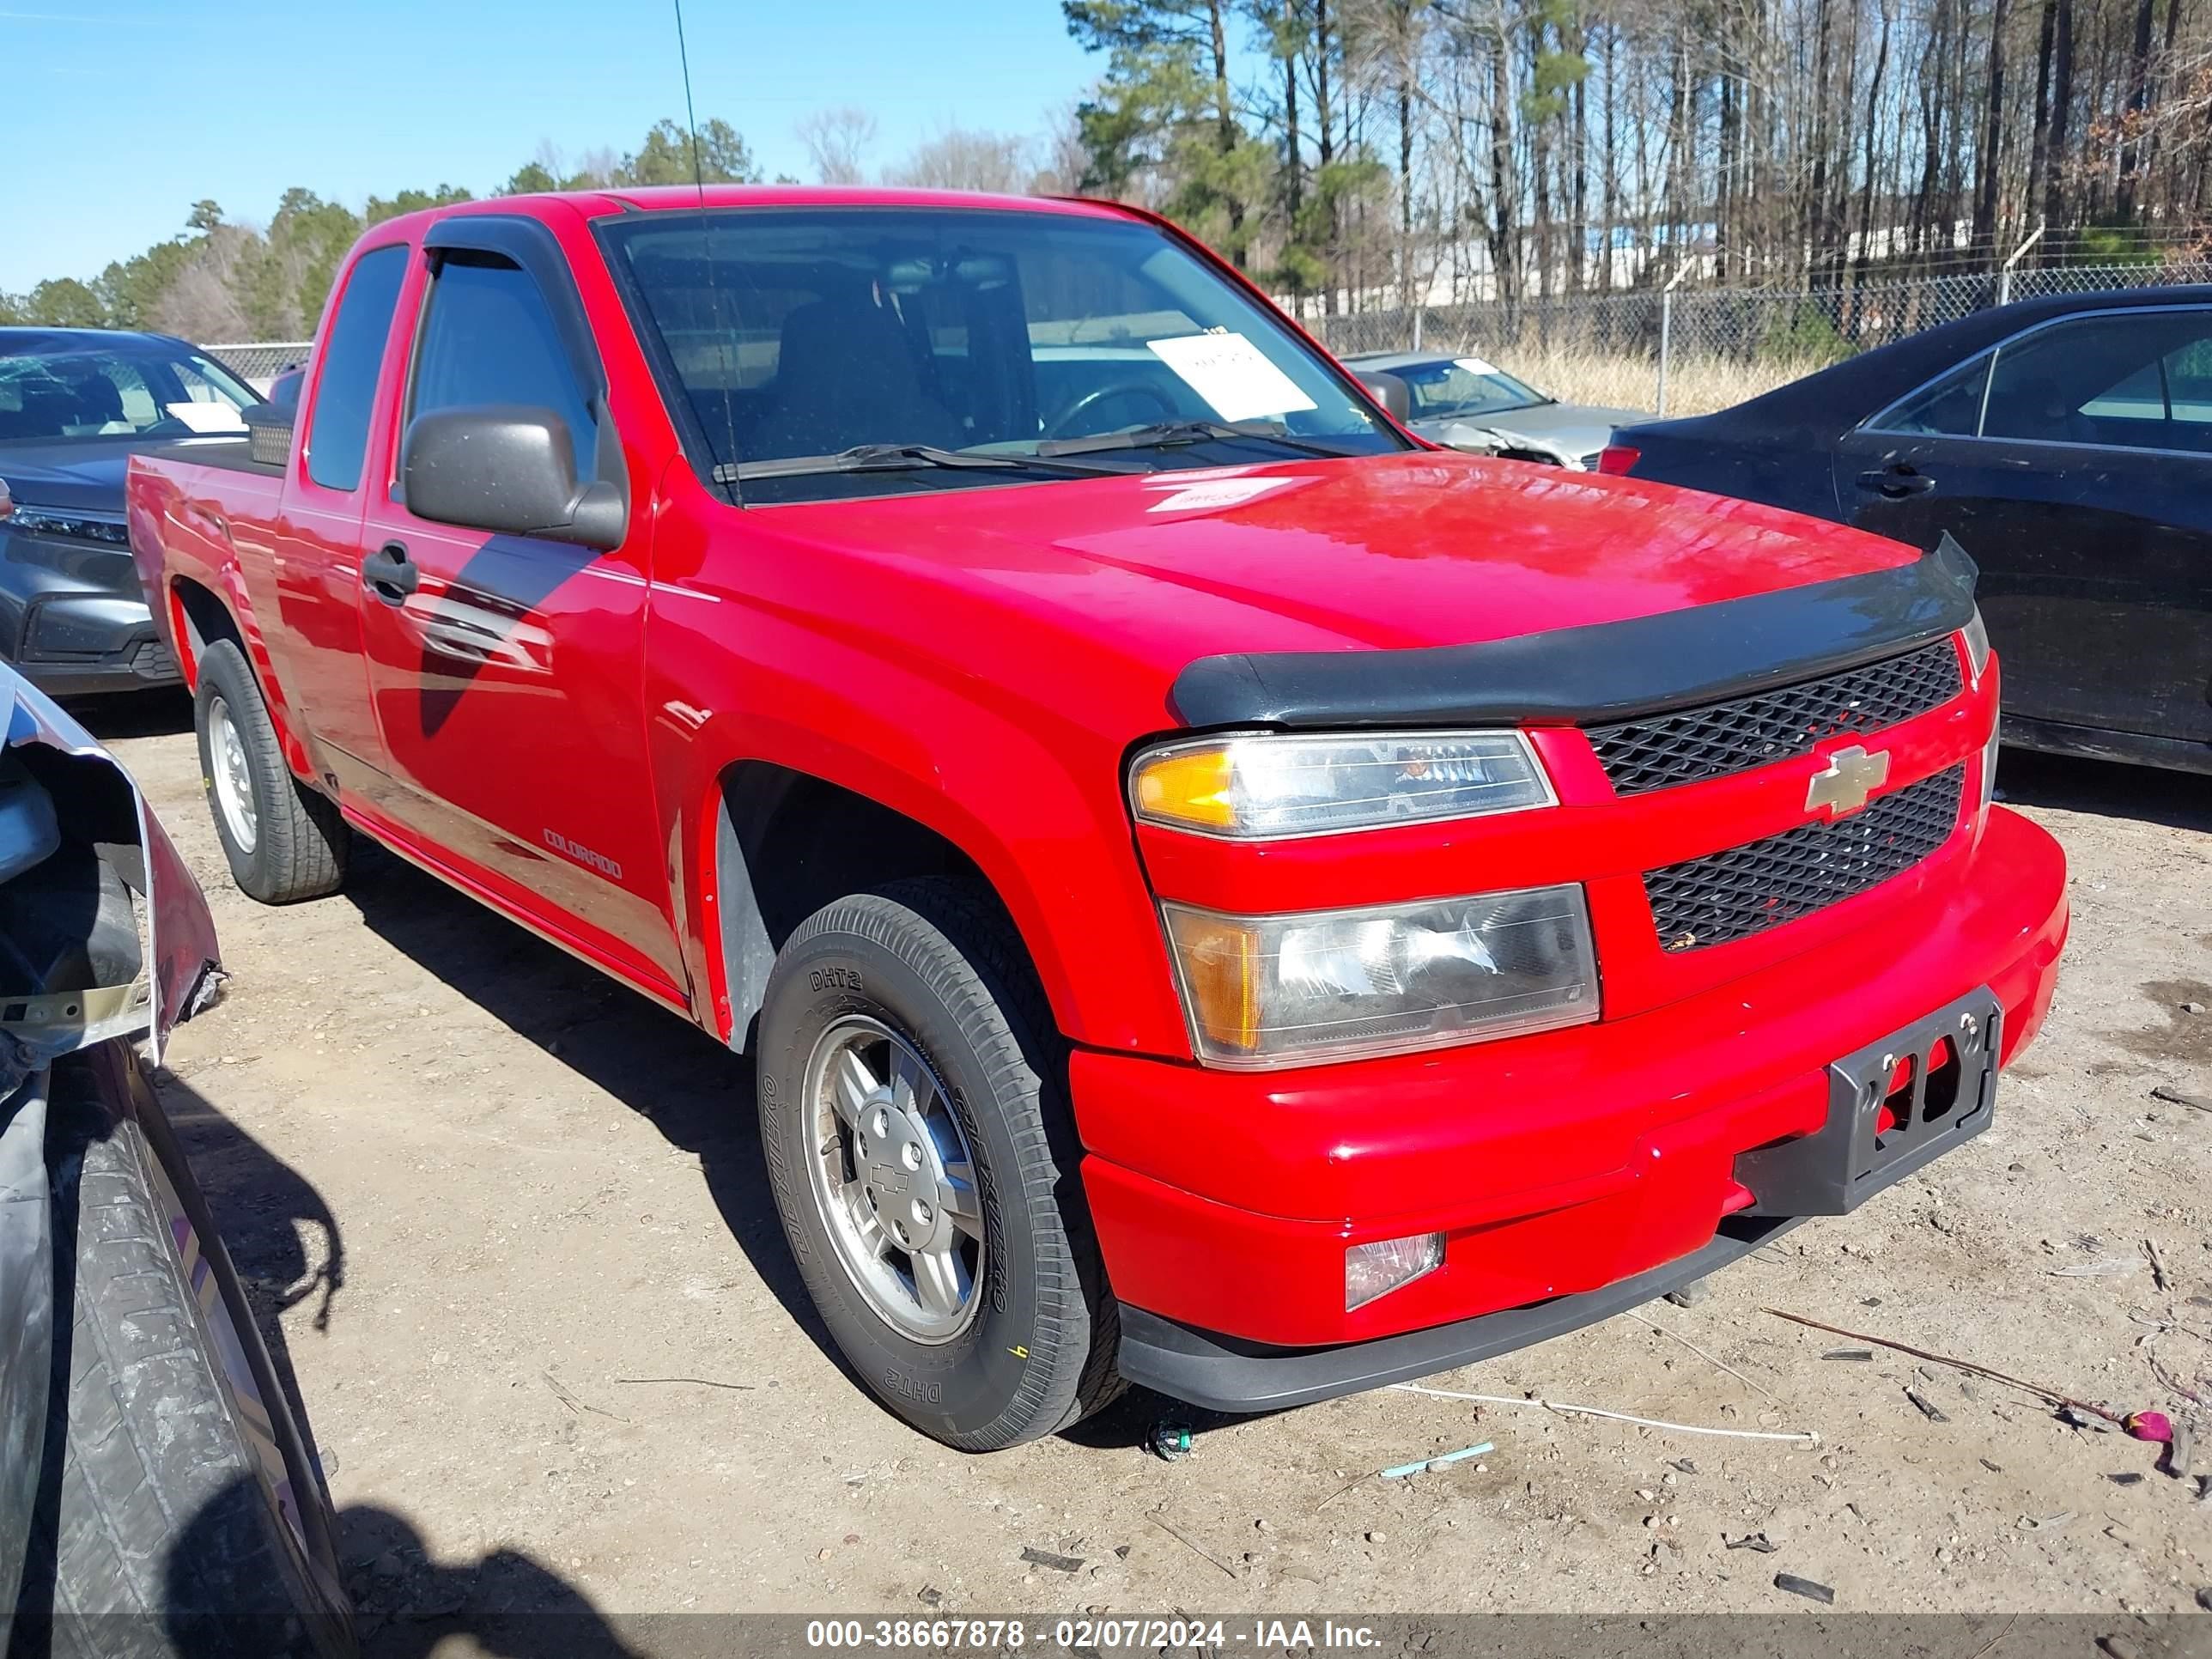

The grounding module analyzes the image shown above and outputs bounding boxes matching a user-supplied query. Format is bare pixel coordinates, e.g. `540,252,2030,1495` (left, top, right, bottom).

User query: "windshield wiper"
718,443,1124,483
1035,420,1358,459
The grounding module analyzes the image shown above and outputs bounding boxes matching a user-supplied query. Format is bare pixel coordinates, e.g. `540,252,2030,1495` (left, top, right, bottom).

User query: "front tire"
757,878,1121,1450
192,641,348,905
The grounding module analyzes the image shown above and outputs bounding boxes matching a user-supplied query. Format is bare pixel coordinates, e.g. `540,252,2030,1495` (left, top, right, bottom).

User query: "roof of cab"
363,185,1139,243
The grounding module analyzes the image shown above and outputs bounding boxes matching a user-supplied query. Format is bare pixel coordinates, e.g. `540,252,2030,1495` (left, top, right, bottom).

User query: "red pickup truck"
126,186,2069,1451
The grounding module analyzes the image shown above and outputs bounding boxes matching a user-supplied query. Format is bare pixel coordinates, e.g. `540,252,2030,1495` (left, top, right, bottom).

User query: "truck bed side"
125,447,308,765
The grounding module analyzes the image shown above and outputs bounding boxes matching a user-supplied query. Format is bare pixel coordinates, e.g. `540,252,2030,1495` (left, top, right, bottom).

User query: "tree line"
0,115,1073,341
9,0,2209,341
1063,0,2212,313
0,119,770,341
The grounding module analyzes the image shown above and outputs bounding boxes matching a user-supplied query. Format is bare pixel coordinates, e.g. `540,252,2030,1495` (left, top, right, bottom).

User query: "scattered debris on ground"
1905,1388,1951,1424
1018,1547,1085,1574
1774,1573,1836,1604
1379,1442,1492,1479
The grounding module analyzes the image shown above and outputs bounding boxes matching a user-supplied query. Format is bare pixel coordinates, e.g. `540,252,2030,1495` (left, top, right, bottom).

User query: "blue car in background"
0,330,261,700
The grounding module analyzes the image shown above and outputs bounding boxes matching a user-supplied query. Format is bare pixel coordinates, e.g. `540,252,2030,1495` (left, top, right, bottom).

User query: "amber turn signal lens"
1130,744,1238,831
1161,908,1262,1053
1129,730,1553,839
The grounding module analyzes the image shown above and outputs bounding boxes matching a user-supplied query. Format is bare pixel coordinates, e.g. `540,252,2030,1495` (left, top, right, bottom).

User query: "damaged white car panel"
1,672,222,1076
1341,349,1649,470
0,663,227,1627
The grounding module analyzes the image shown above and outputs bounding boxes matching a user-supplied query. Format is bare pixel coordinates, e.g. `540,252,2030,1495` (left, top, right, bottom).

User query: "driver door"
353,224,684,997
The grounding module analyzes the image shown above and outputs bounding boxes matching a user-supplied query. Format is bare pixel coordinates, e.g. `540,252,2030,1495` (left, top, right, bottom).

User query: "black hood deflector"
1170,534,1978,732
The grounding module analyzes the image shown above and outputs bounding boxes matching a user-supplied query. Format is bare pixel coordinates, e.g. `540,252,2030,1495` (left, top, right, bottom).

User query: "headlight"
1960,610,1991,684
3,503,130,546
1160,885,1598,1068
1130,730,1553,839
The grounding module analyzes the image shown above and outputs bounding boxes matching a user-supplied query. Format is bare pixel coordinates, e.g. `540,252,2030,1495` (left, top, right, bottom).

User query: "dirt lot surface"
84,700,2212,1650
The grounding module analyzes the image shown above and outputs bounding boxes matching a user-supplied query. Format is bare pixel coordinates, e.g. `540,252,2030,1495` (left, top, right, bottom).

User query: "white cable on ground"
1388,1381,1821,1446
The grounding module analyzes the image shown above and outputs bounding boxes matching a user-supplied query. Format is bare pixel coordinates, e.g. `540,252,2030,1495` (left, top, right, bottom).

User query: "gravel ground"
81,699,2212,1651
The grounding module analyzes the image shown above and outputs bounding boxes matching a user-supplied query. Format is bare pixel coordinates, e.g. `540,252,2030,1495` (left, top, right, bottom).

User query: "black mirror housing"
1357,371,1413,424
399,404,626,550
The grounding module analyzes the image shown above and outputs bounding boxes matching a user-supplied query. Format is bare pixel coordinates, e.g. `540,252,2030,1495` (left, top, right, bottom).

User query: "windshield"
0,337,257,446
601,207,1406,503
1384,356,1550,421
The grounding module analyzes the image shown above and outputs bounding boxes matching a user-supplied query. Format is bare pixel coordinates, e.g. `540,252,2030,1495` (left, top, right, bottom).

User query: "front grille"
1644,765,1966,951
1589,639,1963,794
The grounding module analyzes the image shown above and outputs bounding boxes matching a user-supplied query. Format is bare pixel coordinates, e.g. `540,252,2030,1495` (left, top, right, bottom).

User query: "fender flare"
166,568,314,781
674,716,1181,1059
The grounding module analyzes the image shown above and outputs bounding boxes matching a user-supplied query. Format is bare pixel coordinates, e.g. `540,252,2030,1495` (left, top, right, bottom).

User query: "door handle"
1856,465,1936,499
362,541,418,605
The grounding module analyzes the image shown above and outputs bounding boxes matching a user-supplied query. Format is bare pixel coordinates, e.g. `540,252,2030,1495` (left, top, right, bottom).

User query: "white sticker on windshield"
165,400,247,434
1146,332,1316,423
1454,356,1503,378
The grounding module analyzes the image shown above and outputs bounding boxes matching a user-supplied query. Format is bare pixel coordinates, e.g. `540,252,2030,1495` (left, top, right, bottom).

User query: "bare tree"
1031,103,1094,194
884,126,1037,193
795,106,879,185
152,228,255,342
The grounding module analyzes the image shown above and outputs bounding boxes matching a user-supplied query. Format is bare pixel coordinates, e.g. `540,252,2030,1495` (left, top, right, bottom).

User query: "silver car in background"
1343,350,1647,470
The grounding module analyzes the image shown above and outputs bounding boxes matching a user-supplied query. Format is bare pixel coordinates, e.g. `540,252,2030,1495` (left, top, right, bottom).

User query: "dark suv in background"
0,328,260,699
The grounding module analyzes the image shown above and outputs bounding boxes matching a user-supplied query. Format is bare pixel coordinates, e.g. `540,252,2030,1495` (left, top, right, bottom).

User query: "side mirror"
399,404,626,551
266,364,306,410
1357,371,1412,424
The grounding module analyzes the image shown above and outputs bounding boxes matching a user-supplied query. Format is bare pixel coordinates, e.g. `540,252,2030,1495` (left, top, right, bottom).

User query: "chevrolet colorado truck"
125,186,2069,1451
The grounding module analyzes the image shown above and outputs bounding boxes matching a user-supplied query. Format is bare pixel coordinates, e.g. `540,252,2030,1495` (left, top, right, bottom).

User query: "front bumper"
2,523,180,697
6,634,180,699
1076,805,2068,1409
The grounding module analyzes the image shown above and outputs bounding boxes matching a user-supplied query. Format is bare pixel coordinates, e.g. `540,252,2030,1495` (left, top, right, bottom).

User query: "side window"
2166,336,2212,422
2080,358,2165,425
305,245,408,491
1984,311,2212,451
1869,354,1990,437
408,254,596,483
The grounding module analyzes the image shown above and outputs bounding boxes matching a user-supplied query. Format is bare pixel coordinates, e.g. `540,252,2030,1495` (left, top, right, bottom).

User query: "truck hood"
833,449,1921,660
0,441,133,514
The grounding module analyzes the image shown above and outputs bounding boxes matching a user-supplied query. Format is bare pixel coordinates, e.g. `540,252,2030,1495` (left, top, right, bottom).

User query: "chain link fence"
1308,258,2212,417
205,341,311,393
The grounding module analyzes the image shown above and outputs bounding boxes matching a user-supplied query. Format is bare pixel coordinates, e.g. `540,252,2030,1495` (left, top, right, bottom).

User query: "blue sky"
1,0,1103,293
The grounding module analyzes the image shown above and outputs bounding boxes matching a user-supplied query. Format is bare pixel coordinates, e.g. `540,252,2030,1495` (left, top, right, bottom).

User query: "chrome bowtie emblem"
1806,744,1892,816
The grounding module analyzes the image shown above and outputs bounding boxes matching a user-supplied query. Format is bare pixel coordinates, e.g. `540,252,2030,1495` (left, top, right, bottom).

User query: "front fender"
648,628,1188,1059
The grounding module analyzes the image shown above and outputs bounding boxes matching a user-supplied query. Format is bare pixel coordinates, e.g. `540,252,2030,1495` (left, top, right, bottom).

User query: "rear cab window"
305,245,410,491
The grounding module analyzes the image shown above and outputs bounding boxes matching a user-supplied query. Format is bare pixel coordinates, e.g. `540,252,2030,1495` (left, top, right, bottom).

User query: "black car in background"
0,329,260,699
1606,287,2212,776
